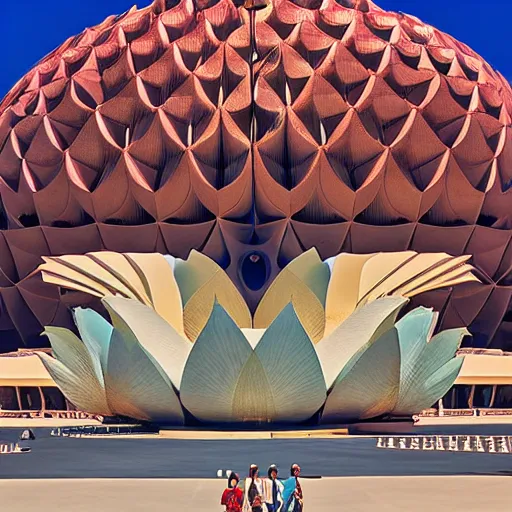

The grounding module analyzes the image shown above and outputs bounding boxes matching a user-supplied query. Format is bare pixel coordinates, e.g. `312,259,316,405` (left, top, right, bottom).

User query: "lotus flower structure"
35,249,478,425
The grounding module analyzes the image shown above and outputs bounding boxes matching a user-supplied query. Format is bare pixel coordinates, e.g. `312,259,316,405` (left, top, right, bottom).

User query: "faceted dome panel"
1,0,512,349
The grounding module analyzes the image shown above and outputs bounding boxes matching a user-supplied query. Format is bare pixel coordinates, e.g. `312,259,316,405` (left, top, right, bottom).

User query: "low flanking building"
0,352,82,418
446,349,512,412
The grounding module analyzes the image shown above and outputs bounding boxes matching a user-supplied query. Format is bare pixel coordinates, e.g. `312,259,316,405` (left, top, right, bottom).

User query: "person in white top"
263,464,284,512
244,464,266,512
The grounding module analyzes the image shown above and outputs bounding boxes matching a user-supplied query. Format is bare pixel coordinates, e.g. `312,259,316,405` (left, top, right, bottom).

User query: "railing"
416,408,512,419
377,435,512,454
51,425,156,437
0,443,30,454
0,409,103,421
478,409,512,416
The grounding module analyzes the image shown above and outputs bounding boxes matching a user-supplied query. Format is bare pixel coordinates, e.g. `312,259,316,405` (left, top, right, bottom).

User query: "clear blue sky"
1,0,511,100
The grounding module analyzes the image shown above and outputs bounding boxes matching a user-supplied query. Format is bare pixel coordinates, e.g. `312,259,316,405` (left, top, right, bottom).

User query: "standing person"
282,464,303,512
244,464,266,512
221,472,244,512
263,464,284,512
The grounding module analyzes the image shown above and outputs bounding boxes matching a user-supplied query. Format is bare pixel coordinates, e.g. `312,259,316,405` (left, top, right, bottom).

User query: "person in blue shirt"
281,464,303,512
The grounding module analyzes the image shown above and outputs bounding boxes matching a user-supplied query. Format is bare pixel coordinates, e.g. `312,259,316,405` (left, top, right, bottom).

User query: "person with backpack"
244,464,266,512
221,472,244,512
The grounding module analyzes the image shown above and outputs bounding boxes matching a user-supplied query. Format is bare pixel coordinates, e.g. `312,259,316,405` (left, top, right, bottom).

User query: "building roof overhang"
456,354,512,385
0,354,55,387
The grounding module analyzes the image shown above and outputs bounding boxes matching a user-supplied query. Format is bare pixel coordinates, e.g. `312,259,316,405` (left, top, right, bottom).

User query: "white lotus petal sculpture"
35,248,478,425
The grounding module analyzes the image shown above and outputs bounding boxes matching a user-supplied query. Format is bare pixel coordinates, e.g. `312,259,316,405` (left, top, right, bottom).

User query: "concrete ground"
1,477,511,511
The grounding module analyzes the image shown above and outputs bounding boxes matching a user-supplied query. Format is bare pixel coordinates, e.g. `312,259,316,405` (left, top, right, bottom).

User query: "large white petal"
316,296,408,389
180,303,253,423
104,328,184,423
102,296,191,390
251,303,326,422
321,327,400,423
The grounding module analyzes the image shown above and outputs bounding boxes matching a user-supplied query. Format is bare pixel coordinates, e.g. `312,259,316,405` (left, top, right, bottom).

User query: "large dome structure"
0,0,511,351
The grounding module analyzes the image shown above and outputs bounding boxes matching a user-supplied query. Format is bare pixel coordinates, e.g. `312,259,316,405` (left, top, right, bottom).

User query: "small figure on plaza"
263,464,284,512
282,464,303,512
244,464,265,512
221,472,244,512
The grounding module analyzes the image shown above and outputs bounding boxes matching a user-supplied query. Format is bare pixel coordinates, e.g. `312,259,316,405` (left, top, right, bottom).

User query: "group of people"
221,463,303,512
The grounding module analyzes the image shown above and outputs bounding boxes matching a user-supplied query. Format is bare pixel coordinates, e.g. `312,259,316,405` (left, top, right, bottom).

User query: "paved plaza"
4,428,512,478
2,476,511,511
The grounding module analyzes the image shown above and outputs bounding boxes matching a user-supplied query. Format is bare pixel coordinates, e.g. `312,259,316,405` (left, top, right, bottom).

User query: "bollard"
448,436,458,451
423,437,434,450
486,437,496,453
410,437,420,450
462,436,472,452
497,437,509,453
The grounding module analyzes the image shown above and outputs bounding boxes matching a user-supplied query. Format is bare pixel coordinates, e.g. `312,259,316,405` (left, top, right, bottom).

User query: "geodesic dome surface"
0,0,512,350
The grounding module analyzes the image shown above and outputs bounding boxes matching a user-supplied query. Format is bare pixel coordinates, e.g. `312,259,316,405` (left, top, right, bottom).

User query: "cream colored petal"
393,256,478,297
41,271,105,298
323,253,375,337
358,251,418,302
86,252,151,305
40,263,112,298
175,250,251,341
41,252,186,336
180,303,253,423
324,251,478,336
104,328,184,424
316,296,408,390
124,253,185,337
402,267,479,297
360,253,478,303
102,296,191,390
254,249,330,343
321,326,400,423
46,254,140,300
287,248,331,304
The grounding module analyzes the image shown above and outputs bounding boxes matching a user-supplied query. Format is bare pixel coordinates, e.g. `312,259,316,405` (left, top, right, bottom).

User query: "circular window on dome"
240,252,269,291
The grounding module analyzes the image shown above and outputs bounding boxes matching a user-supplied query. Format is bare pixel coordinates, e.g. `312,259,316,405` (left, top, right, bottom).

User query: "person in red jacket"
221,472,244,512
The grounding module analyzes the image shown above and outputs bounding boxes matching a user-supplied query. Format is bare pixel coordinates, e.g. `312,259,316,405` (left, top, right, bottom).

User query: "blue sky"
1,0,510,100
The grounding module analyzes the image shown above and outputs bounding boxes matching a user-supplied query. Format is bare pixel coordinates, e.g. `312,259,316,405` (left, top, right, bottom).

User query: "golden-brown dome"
0,0,511,349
